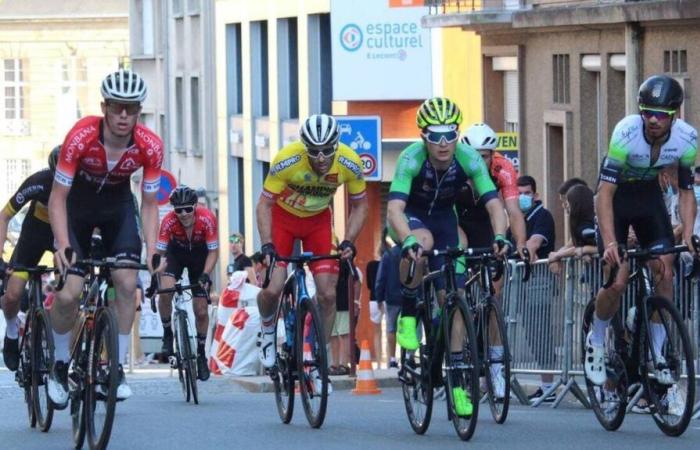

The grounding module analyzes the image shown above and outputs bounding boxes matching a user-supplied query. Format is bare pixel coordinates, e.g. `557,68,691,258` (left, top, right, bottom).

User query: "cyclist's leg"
158,271,178,355
187,256,210,357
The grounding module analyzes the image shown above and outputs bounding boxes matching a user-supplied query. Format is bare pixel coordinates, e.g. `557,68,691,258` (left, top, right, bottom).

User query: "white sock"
541,383,553,391
5,317,19,339
489,345,504,360
119,333,130,365
53,330,71,363
650,323,666,359
591,313,610,347
261,315,276,334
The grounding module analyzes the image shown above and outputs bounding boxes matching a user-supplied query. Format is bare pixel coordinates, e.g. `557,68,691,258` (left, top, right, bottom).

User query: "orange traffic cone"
352,340,381,395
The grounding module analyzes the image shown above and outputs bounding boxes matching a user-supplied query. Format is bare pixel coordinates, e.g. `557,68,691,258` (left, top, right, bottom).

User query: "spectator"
365,257,382,363
513,175,558,402
548,184,598,274
660,168,683,243
329,262,362,376
375,233,403,369
557,177,588,206
227,232,256,284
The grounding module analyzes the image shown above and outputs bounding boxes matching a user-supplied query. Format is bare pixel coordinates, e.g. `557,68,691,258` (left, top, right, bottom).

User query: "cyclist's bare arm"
142,191,163,271
256,194,275,245
484,197,508,237
344,196,369,243
678,187,697,252
203,249,218,275
504,197,527,251
387,199,411,242
0,208,11,254
48,181,72,270
595,181,621,265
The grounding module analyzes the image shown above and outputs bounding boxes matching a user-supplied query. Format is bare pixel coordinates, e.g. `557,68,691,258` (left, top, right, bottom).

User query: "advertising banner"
497,132,519,170
331,0,432,100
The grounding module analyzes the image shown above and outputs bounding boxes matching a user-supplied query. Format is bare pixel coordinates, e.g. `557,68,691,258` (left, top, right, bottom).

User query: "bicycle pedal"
168,356,178,369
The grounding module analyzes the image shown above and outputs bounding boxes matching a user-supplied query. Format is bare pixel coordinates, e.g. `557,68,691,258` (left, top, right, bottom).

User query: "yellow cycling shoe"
452,387,473,417
397,316,419,351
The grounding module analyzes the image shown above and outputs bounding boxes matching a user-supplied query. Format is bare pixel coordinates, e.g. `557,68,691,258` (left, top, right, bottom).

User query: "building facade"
424,0,700,246
0,0,129,203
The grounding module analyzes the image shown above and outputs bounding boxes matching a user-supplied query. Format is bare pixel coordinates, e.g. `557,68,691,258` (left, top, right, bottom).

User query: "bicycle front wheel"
482,296,510,424
70,325,87,449
85,308,119,450
400,313,433,434
273,291,295,423
296,298,328,428
174,313,190,403
640,295,695,437
19,323,36,428
443,295,480,441
177,311,198,405
31,309,55,432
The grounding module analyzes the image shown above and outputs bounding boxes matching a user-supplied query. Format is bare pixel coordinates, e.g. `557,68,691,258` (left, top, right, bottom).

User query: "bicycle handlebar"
262,252,355,289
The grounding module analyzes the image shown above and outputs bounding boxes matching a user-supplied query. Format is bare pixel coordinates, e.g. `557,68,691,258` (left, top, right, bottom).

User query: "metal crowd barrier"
494,254,700,414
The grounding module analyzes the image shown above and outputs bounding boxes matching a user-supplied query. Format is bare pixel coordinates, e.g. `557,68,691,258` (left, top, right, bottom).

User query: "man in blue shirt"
375,231,403,369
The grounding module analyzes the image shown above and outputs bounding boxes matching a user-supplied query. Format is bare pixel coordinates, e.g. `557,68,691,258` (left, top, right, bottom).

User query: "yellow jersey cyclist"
0,147,60,371
387,97,510,416
256,113,368,392
48,69,164,407
586,75,698,386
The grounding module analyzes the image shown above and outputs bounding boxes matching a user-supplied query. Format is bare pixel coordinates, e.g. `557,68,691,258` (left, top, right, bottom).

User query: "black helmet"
48,145,61,172
638,75,683,110
169,185,197,207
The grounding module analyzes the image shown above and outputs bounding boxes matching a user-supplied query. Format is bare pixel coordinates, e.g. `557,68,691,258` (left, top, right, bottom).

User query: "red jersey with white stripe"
157,206,219,252
54,116,163,193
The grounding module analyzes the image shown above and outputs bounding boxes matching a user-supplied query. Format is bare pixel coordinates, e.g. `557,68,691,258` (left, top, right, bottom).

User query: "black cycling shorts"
459,215,494,249
9,215,54,273
66,184,141,277
163,246,208,297
596,180,673,253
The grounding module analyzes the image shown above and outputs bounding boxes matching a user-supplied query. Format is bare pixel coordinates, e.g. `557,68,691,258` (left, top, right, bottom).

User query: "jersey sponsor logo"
121,157,138,171
83,157,102,167
324,173,338,183
288,183,337,197
19,185,44,199
338,156,362,177
270,155,302,175
15,193,25,204
66,125,97,162
54,170,73,186
599,173,617,184
135,128,162,154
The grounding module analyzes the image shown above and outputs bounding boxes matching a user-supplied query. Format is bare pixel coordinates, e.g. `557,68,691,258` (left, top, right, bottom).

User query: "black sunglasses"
106,102,141,116
174,206,194,215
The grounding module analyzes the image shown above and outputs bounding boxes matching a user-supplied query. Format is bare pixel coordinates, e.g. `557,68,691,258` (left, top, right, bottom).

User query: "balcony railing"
426,0,627,14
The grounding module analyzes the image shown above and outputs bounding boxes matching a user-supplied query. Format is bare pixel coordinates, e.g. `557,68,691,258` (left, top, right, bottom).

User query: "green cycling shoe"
452,387,473,417
397,316,419,351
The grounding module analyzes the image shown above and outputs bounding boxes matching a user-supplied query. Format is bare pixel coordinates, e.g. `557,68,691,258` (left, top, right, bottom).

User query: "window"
226,23,243,115
664,50,687,74
60,58,88,118
135,0,155,55
503,71,519,133
187,0,200,14
250,21,269,117
553,54,570,104
173,0,183,16
3,59,26,120
4,159,31,195
191,76,201,155
175,76,184,150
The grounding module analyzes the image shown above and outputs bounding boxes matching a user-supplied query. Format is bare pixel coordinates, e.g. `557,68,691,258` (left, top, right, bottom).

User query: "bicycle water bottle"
285,310,295,348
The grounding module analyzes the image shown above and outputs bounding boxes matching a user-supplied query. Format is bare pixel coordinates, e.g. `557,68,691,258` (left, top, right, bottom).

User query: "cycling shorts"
405,208,459,290
459,215,494,248
596,180,673,253
163,246,208,297
9,215,54,281
271,205,338,275
66,186,141,277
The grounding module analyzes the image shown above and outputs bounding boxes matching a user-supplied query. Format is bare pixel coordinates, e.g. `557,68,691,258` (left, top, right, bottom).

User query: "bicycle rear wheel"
178,312,198,405
296,297,328,428
273,291,295,423
18,325,36,428
31,309,55,432
85,308,119,450
443,295,480,441
581,299,627,431
482,296,510,424
640,295,695,437
400,313,433,434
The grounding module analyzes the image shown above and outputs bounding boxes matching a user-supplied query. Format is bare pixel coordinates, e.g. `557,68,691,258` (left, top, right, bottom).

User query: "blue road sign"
336,115,382,181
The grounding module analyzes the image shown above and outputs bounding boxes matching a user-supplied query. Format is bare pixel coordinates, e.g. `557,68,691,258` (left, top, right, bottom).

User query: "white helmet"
300,114,340,148
461,123,498,150
101,69,147,103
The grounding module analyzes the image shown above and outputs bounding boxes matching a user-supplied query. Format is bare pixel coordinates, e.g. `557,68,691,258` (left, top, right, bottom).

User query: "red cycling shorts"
271,205,339,275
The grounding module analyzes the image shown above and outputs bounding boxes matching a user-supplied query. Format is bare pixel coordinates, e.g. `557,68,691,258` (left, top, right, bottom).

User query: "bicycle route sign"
336,115,382,181
157,169,178,206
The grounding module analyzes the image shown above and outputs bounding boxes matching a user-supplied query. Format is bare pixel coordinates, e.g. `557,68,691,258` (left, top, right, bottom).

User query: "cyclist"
586,75,697,386
156,185,218,381
47,69,164,406
0,146,60,370
255,113,368,391
456,123,527,398
387,97,510,416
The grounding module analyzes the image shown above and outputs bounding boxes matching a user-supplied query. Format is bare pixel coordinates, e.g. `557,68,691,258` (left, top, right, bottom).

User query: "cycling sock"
119,333,130,364
649,323,666,359
261,314,275,333
52,330,71,363
450,351,464,364
489,345,504,361
4,316,19,339
161,317,172,333
400,287,418,317
197,334,206,355
591,313,610,347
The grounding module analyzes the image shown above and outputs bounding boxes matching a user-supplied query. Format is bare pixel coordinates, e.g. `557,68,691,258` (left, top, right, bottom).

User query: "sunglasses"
229,235,242,243
422,129,459,145
106,102,141,116
174,206,194,215
639,106,675,121
307,145,337,159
